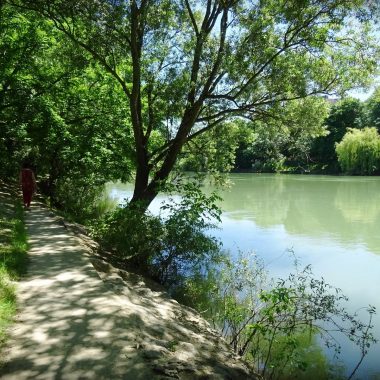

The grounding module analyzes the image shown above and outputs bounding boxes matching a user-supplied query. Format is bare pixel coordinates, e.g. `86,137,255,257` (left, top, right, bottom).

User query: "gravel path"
0,198,256,380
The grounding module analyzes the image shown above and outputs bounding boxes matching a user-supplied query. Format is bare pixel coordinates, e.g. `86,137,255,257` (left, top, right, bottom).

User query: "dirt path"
0,198,256,379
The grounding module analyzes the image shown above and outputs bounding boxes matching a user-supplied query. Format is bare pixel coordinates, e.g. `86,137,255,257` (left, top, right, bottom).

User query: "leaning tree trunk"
128,107,201,213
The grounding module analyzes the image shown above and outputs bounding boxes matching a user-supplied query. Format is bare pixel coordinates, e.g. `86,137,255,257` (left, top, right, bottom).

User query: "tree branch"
184,0,199,36
48,16,132,99
200,6,228,100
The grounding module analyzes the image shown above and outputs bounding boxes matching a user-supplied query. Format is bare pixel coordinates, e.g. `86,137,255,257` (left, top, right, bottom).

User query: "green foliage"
236,126,287,172
93,204,163,272
27,62,135,218
336,127,380,175
50,178,112,222
0,185,28,347
261,332,346,380
91,182,222,284
177,252,376,379
11,0,378,209
0,266,16,349
0,3,135,218
1,0,379,210
234,97,329,172
179,122,244,174
0,205,28,279
311,98,366,173
365,86,380,132
156,182,222,285
0,4,48,177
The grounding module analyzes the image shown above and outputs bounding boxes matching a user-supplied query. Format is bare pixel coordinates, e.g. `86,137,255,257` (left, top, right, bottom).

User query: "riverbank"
0,184,257,379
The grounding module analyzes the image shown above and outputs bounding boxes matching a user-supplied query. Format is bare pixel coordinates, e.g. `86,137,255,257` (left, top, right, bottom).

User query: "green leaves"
336,127,380,174
12,0,379,209
91,180,222,285
195,253,378,379
234,96,330,172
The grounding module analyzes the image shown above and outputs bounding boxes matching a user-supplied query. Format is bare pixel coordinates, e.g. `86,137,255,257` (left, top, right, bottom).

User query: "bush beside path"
0,181,28,349
0,185,256,380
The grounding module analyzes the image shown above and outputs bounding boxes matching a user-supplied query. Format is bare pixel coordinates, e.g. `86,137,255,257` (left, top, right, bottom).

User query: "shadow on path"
0,201,153,380
0,200,255,380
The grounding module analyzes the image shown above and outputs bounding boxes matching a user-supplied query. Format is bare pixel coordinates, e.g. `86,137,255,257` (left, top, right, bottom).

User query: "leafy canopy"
13,0,378,207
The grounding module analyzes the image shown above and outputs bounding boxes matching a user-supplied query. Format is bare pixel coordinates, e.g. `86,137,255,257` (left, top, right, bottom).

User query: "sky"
349,89,374,100
349,85,377,101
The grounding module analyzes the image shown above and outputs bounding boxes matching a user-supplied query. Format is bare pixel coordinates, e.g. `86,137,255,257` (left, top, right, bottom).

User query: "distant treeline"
233,95,380,175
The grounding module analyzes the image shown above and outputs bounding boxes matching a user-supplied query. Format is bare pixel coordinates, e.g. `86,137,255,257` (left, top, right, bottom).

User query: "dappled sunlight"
0,202,254,379
0,190,14,212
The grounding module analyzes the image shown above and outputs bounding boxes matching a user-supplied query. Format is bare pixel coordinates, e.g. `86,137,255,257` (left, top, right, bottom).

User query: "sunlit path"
0,201,151,379
0,201,254,380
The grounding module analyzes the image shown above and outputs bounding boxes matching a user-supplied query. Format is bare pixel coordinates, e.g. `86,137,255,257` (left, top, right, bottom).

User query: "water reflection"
209,174,380,254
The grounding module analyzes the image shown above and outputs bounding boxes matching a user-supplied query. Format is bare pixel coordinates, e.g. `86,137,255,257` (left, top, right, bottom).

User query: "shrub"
155,183,222,285
336,127,380,175
91,204,164,272
178,252,377,379
0,188,28,346
91,182,222,283
44,176,110,222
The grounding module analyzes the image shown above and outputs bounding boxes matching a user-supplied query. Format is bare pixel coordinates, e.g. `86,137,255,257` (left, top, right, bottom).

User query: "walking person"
19,163,36,209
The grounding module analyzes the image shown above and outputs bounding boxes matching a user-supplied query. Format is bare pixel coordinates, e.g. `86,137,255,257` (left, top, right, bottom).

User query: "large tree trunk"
129,165,156,210
128,106,201,212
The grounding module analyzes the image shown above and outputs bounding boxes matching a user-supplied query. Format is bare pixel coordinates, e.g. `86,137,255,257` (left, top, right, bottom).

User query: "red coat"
21,169,35,192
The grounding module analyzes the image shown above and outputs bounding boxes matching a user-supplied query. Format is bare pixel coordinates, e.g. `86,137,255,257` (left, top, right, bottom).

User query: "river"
106,173,380,379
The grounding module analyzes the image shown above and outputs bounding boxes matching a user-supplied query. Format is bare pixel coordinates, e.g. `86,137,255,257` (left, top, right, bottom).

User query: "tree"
335,127,380,174
0,3,49,176
179,121,245,175
234,96,330,172
0,2,135,218
365,86,380,132
27,62,135,217
12,0,378,210
311,97,366,172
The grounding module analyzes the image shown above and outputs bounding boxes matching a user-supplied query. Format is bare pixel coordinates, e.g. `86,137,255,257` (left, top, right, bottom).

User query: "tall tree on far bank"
336,127,380,174
311,98,366,172
234,96,330,172
365,87,380,131
13,0,378,211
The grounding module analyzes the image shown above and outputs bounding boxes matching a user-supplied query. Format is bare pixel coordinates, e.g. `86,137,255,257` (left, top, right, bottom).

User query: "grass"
0,186,28,347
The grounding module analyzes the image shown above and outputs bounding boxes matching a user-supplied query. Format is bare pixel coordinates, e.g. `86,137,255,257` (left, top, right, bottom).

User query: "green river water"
107,174,380,379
